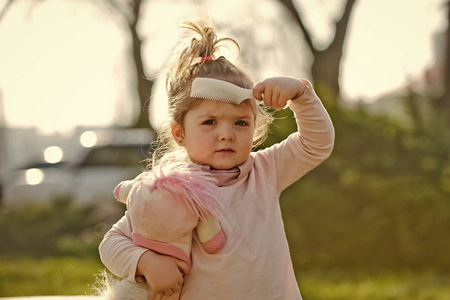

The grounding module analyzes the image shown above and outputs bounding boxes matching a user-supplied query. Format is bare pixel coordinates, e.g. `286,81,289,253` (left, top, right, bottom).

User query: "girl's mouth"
217,148,235,153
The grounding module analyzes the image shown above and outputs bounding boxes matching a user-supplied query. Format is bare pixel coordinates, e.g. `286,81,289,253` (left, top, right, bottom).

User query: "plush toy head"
114,160,226,267
114,161,220,219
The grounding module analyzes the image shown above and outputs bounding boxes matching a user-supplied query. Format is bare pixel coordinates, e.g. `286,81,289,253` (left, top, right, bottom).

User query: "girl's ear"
171,123,185,146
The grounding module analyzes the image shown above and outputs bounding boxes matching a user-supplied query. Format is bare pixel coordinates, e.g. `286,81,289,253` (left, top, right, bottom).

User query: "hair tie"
191,56,215,66
201,56,214,62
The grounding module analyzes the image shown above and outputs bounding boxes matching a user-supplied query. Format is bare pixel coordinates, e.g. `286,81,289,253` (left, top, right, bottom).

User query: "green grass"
0,256,104,297
298,268,450,300
1,257,449,299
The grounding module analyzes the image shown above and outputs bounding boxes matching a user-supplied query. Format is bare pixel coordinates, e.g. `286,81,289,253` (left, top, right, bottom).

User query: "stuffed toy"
99,160,226,300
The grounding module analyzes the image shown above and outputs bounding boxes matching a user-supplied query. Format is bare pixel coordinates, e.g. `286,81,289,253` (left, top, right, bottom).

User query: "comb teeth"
190,78,253,105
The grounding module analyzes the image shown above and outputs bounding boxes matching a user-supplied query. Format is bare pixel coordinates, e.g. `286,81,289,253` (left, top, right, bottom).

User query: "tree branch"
277,0,316,53
328,0,357,53
0,0,16,23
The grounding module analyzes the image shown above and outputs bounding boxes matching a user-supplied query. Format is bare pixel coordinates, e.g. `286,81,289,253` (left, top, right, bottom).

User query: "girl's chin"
209,160,245,170
189,156,247,170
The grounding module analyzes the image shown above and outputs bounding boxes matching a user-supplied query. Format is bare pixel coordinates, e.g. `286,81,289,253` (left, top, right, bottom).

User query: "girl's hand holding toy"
136,250,188,298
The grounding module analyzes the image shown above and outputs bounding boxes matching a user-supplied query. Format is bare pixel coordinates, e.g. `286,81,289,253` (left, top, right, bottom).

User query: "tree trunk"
129,0,154,130
0,0,15,23
1,0,155,130
440,0,450,119
278,0,357,107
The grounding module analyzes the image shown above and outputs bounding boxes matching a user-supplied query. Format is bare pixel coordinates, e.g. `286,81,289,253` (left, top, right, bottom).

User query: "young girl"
99,19,334,300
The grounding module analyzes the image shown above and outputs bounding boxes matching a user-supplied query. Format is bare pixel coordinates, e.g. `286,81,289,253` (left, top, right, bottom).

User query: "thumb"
147,289,158,300
176,260,190,275
252,82,265,101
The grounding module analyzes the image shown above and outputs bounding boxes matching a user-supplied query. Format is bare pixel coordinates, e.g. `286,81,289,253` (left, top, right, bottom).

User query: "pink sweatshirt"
99,83,334,299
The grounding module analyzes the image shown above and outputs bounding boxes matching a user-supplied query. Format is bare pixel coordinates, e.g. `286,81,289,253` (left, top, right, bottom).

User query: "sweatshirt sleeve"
99,211,148,282
254,80,335,192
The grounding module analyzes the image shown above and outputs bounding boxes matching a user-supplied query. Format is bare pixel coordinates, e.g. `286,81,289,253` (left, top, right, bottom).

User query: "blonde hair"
151,19,273,168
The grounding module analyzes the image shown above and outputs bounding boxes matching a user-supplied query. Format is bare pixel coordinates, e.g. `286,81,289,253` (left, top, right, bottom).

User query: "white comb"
190,77,253,105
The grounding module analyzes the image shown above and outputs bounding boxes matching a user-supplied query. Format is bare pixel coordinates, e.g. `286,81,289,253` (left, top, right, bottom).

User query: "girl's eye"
236,120,248,126
202,119,216,125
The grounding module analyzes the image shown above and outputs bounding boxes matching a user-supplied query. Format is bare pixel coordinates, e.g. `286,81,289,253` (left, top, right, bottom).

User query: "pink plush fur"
103,160,225,300
139,161,221,220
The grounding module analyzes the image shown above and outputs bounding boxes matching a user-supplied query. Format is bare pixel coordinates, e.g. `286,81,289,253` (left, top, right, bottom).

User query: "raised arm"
253,77,335,192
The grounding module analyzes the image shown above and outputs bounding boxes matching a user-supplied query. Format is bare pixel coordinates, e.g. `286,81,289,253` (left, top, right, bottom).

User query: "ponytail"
150,18,273,170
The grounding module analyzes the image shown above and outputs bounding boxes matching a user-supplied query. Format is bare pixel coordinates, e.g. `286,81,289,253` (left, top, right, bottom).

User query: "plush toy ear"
114,180,133,204
197,215,226,254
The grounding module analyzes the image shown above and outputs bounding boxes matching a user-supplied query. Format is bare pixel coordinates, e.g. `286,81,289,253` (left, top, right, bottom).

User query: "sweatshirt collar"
207,156,254,187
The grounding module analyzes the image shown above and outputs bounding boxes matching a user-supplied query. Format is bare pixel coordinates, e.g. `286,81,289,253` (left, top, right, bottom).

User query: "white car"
2,130,153,216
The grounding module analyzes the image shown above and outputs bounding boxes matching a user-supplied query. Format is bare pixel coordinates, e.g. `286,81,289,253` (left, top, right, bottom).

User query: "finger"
176,260,190,275
147,290,158,300
262,87,272,108
163,288,174,296
252,82,265,101
277,94,289,110
272,90,283,110
280,91,291,109
173,281,182,293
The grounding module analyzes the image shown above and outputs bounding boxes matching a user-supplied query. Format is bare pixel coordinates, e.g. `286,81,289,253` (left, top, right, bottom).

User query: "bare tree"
102,0,153,130
0,0,16,22
277,0,357,107
1,0,154,130
440,0,450,119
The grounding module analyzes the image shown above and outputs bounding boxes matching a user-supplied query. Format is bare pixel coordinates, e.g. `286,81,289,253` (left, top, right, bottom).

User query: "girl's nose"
218,126,234,141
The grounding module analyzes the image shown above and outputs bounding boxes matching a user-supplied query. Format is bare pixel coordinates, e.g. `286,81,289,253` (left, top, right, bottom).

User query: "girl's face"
172,99,255,170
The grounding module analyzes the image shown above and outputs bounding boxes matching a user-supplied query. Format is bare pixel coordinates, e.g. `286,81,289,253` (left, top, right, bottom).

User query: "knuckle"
279,91,289,100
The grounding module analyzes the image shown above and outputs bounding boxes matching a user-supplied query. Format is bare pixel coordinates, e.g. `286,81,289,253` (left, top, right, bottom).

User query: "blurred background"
0,0,449,298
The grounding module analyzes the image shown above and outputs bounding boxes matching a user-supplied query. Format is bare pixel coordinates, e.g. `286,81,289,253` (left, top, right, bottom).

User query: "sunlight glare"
43,146,63,163
149,78,169,130
80,131,98,148
25,168,44,185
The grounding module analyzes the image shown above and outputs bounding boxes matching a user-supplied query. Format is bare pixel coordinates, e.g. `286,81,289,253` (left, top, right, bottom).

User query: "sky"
0,0,447,134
